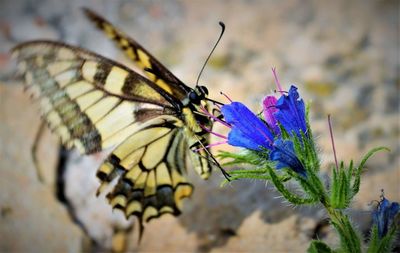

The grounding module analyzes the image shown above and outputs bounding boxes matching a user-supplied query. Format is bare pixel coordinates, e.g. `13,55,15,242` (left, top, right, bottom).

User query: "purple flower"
270,139,306,176
221,102,274,151
373,196,400,238
262,85,307,140
262,96,280,134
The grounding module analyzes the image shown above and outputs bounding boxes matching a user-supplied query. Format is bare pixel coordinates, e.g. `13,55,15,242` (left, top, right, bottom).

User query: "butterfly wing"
83,8,191,100
13,12,215,232
12,41,176,154
96,115,194,223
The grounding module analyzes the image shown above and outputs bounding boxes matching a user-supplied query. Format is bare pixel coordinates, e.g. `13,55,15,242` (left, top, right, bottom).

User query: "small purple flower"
373,196,400,238
262,85,307,140
221,102,274,151
270,139,306,176
262,96,280,134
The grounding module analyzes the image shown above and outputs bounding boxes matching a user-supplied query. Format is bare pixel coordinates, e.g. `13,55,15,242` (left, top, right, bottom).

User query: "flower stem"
324,205,362,253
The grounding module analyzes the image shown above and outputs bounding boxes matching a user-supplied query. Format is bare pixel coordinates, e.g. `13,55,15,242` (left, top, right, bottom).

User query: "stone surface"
0,0,398,252
0,85,84,252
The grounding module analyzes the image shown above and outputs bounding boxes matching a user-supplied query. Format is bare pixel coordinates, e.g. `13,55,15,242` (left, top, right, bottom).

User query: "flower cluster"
220,75,309,176
210,68,397,253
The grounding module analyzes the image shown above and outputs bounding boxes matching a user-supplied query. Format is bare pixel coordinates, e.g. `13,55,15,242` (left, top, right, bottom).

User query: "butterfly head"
186,85,209,105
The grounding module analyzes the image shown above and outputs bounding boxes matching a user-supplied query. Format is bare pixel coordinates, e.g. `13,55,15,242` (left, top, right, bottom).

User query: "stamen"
380,189,385,201
255,125,273,144
220,91,233,103
273,90,288,95
200,105,231,128
328,115,339,172
272,67,284,95
200,124,227,139
193,140,228,152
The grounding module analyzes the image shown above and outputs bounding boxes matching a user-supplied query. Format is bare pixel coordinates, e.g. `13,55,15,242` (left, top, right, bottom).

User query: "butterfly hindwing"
12,41,175,154
96,115,194,222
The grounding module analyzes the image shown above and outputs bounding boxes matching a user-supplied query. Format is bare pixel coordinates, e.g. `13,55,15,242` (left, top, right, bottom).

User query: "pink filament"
193,140,228,152
220,91,233,103
328,114,339,172
200,124,227,139
255,125,273,144
272,67,284,95
200,105,231,128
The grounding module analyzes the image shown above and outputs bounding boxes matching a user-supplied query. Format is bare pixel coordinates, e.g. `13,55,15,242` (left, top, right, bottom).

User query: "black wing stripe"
93,63,112,84
95,116,194,223
13,42,173,153
83,8,191,99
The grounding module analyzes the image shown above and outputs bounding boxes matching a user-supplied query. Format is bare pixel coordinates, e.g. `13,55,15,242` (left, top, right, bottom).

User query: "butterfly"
12,8,228,236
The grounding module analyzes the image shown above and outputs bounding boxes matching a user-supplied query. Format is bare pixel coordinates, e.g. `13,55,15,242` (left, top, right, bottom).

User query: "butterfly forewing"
13,41,175,154
83,8,192,100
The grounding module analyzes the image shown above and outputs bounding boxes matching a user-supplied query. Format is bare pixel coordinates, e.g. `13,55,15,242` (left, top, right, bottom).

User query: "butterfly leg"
189,138,231,181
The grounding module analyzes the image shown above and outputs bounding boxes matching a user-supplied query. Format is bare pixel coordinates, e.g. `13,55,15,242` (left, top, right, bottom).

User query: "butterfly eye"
189,91,200,104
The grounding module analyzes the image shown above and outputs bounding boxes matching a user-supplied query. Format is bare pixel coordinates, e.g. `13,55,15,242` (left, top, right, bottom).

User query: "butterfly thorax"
182,107,204,134
180,85,211,134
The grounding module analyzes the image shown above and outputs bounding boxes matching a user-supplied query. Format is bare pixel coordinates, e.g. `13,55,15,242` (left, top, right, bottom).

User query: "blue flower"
274,86,307,138
221,102,274,151
221,101,306,176
270,139,306,177
373,196,400,238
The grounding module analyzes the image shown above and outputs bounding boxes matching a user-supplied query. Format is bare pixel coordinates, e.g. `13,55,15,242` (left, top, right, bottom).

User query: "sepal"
307,240,334,253
329,161,353,209
366,225,399,253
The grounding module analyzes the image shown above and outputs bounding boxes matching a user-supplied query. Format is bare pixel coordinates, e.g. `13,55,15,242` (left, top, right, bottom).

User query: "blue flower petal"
274,86,307,138
270,139,306,176
221,102,274,151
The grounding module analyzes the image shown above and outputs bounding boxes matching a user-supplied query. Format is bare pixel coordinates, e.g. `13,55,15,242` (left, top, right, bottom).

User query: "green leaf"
267,166,316,205
330,162,352,209
218,150,260,166
352,147,390,196
220,167,291,186
307,240,334,253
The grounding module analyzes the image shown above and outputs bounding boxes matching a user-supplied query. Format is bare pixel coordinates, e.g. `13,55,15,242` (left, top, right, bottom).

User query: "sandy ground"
0,0,398,252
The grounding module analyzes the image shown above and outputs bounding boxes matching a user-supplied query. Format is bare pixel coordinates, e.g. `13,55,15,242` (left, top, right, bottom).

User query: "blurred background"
0,0,398,252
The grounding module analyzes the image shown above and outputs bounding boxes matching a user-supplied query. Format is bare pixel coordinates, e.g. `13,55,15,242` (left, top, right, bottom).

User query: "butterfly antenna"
196,21,226,86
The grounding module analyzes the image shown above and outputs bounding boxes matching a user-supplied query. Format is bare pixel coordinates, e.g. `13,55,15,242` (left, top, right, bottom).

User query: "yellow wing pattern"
12,41,174,154
96,115,194,223
12,9,214,235
83,8,191,100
